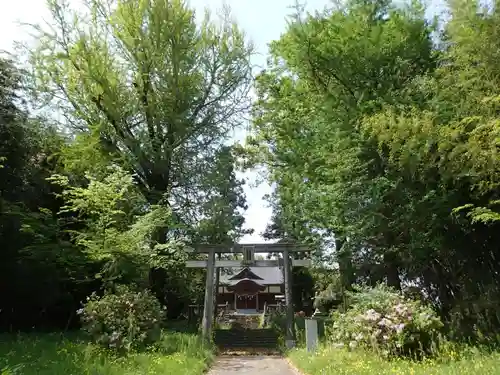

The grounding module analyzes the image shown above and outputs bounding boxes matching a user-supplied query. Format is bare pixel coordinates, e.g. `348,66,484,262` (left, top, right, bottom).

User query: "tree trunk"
384,252,401,290
337,238,355,291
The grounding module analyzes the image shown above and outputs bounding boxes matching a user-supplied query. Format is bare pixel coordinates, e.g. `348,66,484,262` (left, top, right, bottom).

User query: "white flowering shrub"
330,284,443,357
79,286,165,352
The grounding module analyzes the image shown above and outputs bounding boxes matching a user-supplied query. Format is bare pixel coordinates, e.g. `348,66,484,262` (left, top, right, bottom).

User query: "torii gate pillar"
283,248,295,348
201,249,216,341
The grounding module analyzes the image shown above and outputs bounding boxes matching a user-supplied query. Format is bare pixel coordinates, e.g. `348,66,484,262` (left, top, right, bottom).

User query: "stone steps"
218,312,263,329
214,328,279,349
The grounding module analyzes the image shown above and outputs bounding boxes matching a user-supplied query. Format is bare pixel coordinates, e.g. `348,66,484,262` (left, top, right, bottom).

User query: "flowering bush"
78,286,165,352
330,284,443,357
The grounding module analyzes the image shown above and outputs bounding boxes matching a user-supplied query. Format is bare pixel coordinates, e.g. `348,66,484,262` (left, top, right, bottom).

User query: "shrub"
330,284,443,357
78,285,165,352
229,321,244,330
265,311,307,346
295,316,306,345
266,310,287,333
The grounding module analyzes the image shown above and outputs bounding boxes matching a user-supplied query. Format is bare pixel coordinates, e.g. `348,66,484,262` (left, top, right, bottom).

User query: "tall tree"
28,0,253,217
248,0,500,341
25,0,254,307
193,145,253,244
359,0,500,336
248,0,436,290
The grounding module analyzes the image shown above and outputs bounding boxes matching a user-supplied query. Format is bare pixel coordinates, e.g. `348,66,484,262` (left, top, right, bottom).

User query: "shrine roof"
226,278,265,287
220,267,283,285
226,278,267,292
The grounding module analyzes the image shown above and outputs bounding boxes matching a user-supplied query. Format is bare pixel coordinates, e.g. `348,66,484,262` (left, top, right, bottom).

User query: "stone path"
207,356,300,375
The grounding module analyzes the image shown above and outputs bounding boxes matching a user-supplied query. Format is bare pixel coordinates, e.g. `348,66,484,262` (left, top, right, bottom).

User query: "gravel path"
207,356,300,375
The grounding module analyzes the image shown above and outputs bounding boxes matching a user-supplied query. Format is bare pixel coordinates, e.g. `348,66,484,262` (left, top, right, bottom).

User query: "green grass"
0,331,213,375
289,345,500,375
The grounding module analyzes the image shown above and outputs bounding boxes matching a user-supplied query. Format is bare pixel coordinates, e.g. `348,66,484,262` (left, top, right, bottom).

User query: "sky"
0,0,446,244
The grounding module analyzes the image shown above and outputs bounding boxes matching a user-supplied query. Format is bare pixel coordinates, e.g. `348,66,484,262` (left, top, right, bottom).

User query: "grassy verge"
0,331,213,375
289,345,500,375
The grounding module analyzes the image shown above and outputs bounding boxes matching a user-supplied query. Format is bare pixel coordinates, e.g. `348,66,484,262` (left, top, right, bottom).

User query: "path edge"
285,357,306,375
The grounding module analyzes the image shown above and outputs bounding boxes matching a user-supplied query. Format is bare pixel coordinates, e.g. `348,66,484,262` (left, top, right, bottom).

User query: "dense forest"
0,0,253,330
1,0,499,348
247,0,500,342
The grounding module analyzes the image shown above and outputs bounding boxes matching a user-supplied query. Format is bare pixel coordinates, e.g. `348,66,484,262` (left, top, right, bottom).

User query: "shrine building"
217,266,284,313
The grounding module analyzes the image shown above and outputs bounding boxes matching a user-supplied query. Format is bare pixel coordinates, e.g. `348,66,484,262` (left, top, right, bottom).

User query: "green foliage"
0,55,99,331
313,270,344,311
247,0,439,291
49,166,184,284
27,0,253,212
190,145,253,244
246,0,500,343
8,0,255,325
263,311,307,347
266,311,287,333
4,0,500,362
331,285,443,357
79,286,165,352
0,332,212,375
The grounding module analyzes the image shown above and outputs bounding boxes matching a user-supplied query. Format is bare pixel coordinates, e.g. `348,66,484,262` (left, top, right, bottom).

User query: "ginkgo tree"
27,0,253,214
22,0,255,312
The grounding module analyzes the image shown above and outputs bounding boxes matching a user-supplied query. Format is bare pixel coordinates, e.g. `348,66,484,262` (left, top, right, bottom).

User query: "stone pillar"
305,319,319,352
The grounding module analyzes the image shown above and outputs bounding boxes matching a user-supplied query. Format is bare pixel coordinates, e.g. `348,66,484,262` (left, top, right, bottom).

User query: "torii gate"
186,243,311,348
